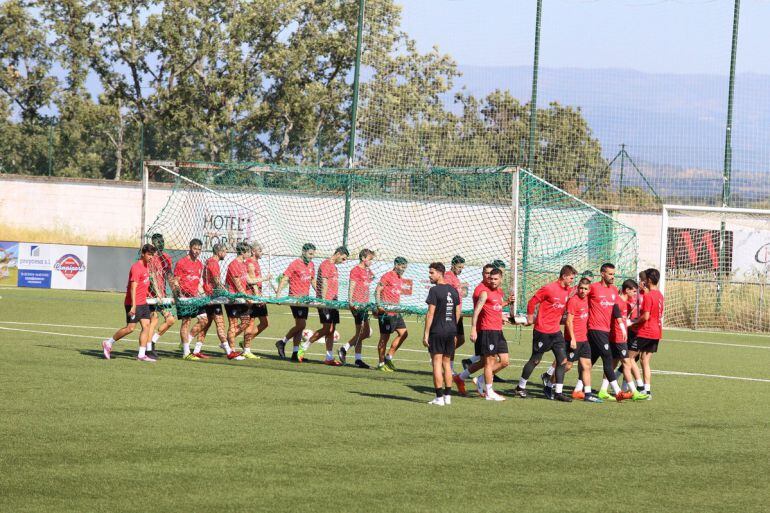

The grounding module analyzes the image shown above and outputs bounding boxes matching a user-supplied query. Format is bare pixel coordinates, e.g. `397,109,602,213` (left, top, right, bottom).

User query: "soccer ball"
333,330,340,342
302,328,314,342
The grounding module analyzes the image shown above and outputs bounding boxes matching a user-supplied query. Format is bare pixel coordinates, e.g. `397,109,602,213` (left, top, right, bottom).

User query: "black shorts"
378,313,406,334
566,341,590,362
611,343,630,359
630,336,659,353
290,306,309,319
204,304,224,317
250,303,268,318
531,329,566,356
456,319,465,336
318,308,340,325
225,304,250,318
429,333,456,356
148,302,170,314
125,304,151,324
628,329,638,346
474,330,508,356
588,330,612,362
351,308,369,325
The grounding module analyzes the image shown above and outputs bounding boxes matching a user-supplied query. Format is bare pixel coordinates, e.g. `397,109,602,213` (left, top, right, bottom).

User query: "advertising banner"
17,243,53,288
0,241,19,287
17,243,89,289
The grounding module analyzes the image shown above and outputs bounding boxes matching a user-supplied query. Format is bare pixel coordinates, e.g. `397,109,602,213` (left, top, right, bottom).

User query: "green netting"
144,162,637,318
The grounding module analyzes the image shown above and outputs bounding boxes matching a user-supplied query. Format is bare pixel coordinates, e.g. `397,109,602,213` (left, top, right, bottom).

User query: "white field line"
1,325,769,384
1,320,768,351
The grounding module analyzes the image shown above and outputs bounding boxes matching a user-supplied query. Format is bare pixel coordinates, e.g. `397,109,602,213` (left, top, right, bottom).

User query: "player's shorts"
250,303,268,318
566,341,590,362
378,313,406,334
290,306,309,320
627,328,638,346
531,329,567,356
125,304,151,324
318,308,340,325
610,342,630,359
225,304,250,318
351,308,369,325
456,319,465,337
204,304,224,317
475,330,508,356
588,330,612,362
629,336,659,353
429,333,456,356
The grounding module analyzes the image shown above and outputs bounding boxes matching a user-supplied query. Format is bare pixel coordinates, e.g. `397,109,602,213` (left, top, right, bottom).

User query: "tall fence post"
47,122,54,177
527,0,543,172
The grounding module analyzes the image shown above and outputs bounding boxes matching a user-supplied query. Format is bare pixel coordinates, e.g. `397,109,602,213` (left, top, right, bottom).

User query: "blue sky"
397,0,770,75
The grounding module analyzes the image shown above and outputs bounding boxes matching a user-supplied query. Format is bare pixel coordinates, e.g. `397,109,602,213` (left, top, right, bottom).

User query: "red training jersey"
565,294,589,343
174,256,203,297
284,258,315,297
203,256,222,295
472,282,489,304
245,256,263,295
379,270,403,314
349,265,374,304
587,281,619,332
610,295,629,343
527,280,570,334
226,258,249,294
317,259,339,300
124,260,150,306
444,271,462,297
148,252,173,298
476,286,505,331
636,289,664,340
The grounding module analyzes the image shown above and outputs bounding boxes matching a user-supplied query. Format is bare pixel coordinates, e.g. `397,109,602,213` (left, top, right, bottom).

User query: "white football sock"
610,380,621,394
518,378,527,389
193,341,203,354
555,383,563,394
301,340,311,350
546,366,555,377
355,352,362,360
182,342,190,356
574,380,584,392
600,378,609,392
138,346,146,357
107,338,115,346
152,333,160,343
636,378,644,388
146,341,153,351
584,386,592,394
385,354,392,361
326,350,333,359
343,342,351,351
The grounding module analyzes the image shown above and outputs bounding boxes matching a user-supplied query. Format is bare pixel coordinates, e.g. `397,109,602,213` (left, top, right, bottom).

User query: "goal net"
142,161,637,317
661,205,770,333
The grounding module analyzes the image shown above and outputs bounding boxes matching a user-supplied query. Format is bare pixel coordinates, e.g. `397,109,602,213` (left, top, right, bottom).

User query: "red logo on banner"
54,254,86,280
401,279,413,296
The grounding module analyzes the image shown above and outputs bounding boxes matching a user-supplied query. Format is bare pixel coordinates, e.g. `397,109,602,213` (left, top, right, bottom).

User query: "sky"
397,0,770,76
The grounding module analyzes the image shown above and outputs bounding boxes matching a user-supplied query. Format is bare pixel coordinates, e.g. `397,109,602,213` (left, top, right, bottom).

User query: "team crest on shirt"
489,344,495,350
537,342,543,348
604,344,609,350
569,352,575,359
622,350,627,356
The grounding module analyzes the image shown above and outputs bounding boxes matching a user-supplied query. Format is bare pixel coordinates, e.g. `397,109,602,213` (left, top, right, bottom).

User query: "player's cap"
451,255,465,265
302,243,316,252
394,256,408,266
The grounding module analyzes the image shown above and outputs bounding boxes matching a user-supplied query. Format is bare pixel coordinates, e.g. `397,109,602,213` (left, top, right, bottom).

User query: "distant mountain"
453,65,770,202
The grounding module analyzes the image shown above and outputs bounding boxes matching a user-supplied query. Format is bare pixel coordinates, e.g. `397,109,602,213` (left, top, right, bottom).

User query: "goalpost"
660,204,770,333
140,161,638,317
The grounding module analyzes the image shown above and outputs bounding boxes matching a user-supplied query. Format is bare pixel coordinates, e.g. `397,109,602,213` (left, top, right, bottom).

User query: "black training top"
426,283,460,336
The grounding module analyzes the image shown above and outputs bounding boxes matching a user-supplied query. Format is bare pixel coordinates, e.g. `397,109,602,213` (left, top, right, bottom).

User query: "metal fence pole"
527,0,543,172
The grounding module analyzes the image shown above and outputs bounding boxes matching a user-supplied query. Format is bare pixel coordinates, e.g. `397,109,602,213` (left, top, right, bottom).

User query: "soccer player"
628,268,664,399
455,263,496,393
512,265,576,402
375,256,409,372
423,263,462,406
584,263,625,402
197,243,229,357
242,241,271,359
443,255,467,372
222,242,252,361
146,233,176,359
101,244,157,362
173,238,206,361
275,243,317,361
469,267,513,401
301,246,349,365
597,279,648,400
338,248,375,369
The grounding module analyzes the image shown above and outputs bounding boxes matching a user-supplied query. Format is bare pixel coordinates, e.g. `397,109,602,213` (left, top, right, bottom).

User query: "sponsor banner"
17,243,88,290
51,245,88,290
0,241,20,287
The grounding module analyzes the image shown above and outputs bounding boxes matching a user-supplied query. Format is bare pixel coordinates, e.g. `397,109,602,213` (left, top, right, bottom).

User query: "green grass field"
1,287,769,513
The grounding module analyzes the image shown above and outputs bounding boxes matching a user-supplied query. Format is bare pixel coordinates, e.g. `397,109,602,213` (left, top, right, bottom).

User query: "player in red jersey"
443,255,468,373
469,268,514,401
146,233,176,359
374,257,409,372
301,246,349,365
101,244,157,362
196,243,229,355
241,241,271,359
221,242,253,361
597,279,648,401
628,268,664,399
173,238,205,361
275,243,317,361
512,265,576,401
582,262,626,402
338,248,375,369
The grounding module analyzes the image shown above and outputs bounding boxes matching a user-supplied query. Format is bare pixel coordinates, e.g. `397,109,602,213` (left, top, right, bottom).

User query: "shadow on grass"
350,391,424,403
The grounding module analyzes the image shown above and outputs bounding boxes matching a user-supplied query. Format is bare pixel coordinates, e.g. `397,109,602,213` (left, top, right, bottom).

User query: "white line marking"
1,325,769,383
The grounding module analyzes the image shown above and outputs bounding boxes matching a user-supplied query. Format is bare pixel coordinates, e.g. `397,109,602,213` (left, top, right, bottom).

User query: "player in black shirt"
424,263,462,406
